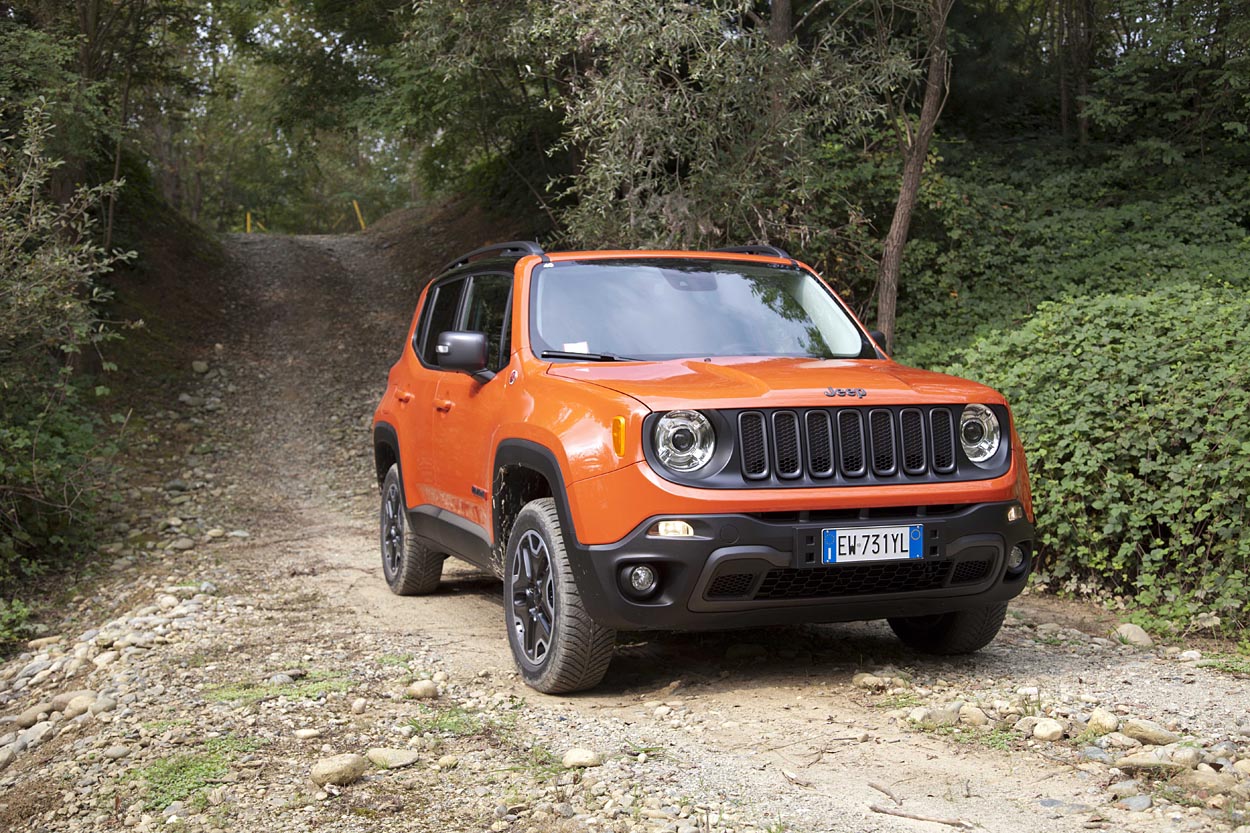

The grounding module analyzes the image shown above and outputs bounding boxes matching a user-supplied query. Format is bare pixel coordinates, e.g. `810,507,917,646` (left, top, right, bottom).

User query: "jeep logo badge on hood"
825,387,867,398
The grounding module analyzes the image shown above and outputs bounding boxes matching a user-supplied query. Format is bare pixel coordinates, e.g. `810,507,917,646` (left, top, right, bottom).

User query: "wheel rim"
382,481,403,577
510,530,555,665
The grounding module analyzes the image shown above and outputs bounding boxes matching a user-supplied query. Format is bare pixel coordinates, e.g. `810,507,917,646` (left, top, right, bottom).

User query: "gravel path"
2,231,1249,833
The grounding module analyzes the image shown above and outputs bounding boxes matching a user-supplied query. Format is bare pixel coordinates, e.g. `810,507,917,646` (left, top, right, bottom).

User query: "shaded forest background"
1,0,1248,643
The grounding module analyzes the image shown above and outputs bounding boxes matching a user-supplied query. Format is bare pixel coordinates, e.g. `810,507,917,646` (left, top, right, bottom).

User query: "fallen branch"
869,804,974,829
868,782,901,805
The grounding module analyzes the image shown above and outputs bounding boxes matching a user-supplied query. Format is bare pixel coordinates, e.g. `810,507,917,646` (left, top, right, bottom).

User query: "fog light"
650,520,694,538
626,564,658,596
1007,545,1026,571
1007,504,1025,523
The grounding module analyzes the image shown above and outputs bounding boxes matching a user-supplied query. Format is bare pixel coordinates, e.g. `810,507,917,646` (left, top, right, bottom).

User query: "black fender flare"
373,421,404,503
493,439,581,548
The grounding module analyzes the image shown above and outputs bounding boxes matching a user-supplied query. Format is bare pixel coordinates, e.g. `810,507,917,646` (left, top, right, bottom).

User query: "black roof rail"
441,241,545,274
712,244,792,259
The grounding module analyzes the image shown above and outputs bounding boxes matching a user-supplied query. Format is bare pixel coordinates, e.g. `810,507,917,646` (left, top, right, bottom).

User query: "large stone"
851,673,887,690
1033,718,1066,742
959,705,989,727
405,680,438,700
1175,769,1237,794
1114,751,1187,776
1114,623,1153,648
562,748,603,768
1121,719,1181,746
310,753,370,786
14,703,54,729
1087,708,1120,736
63,694,97,720
49,689,95,712
1170,746,1202,769
366,748,420,770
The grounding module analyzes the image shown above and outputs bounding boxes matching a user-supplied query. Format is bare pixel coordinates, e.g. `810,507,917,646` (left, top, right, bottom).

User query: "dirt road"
2,231,1248,833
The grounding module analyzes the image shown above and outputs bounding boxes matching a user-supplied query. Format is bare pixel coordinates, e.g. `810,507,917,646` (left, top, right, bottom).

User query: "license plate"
821,524,923,564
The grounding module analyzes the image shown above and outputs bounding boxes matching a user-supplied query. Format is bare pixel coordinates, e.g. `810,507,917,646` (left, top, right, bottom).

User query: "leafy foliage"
0,103,130,604
949,285,1250,630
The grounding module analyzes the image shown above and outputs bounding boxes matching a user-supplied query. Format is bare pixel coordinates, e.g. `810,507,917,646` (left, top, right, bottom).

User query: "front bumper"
566,501,1035,631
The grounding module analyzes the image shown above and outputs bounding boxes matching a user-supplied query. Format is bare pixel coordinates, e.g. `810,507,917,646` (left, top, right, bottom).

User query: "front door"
431,272,515,538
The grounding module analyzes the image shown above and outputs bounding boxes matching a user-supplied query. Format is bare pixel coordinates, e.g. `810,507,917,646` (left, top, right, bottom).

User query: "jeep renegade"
372,243,1036,693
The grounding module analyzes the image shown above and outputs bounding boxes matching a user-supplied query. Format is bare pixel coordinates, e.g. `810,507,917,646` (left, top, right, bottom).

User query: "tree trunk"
875,0,951,354
769,0,793,46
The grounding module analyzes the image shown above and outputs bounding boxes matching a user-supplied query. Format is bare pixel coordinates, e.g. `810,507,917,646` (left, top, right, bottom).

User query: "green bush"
0,101,129,621
949,284,1250,629
896,144,1250,369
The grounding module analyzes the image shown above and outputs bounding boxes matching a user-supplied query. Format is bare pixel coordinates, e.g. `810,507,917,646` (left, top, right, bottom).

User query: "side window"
463,274,513,371
417,278,466,364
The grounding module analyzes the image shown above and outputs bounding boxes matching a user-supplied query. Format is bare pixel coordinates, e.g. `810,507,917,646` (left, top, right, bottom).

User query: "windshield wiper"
540,350,640,362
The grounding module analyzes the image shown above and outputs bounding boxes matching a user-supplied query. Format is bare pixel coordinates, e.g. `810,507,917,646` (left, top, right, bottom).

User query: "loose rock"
366,748,420,769
1121,718,1181,746
310,753,370,786
405,680,438,699
562,748,603,768
1114,623,1154,648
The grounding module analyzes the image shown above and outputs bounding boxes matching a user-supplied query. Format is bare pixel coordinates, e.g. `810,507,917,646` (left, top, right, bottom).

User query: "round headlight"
654,410,715,472
959,404,1001,464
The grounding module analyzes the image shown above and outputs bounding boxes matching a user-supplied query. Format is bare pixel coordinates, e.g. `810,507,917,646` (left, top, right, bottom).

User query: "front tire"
504,498,615,693
888,603,1008,655
379,464,444,595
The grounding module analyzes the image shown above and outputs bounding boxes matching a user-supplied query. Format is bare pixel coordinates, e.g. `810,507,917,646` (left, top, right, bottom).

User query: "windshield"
529,259,871,361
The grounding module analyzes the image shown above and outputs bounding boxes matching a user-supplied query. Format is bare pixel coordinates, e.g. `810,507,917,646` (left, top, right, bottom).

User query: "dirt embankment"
2,208,1250,833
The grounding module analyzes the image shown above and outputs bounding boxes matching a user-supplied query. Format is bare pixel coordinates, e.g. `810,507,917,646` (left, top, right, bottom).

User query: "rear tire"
504,498,615,693
379,464,444,595
888,603,1008,655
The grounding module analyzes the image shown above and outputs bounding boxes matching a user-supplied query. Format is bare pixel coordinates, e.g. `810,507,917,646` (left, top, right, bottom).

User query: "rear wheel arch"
373,422,402,492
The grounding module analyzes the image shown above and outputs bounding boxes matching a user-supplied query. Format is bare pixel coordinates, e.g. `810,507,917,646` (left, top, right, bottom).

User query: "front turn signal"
612,416,627,457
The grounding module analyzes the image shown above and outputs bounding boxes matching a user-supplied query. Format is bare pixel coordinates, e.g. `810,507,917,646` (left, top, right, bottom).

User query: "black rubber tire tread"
380,464,444,596
505,498,615,693
887,602,1009,655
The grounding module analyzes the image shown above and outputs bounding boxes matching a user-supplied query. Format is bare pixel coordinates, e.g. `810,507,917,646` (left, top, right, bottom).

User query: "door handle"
434,399,454,412
394,389,413,404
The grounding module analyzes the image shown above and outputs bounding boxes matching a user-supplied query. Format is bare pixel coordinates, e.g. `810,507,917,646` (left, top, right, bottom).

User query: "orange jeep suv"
372,243,1035,693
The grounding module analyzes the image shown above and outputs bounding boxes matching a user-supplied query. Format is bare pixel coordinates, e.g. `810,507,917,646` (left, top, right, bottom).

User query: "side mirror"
869,329,890,357
436,331,494,382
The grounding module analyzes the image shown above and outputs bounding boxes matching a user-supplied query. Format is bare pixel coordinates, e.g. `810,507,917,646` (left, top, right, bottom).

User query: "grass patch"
875,691,923,710
375,653,413,668
205,671,349,705
135,753,228,810
505,745,567,779
141,719,192,733
1198,654,1250,677
408,703,483,737
131,734,262,810
952,727,1016,752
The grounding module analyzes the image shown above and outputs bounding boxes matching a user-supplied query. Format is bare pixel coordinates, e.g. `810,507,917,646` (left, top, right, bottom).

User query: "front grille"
773,411,802,478
735,406,967,486
740,412,768,479
754,561,951,600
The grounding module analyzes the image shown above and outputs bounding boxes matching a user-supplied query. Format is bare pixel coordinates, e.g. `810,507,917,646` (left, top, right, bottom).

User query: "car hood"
545,356,1004,412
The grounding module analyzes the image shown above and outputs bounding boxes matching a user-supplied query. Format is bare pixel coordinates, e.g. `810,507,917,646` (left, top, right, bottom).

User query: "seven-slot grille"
737,406,959,484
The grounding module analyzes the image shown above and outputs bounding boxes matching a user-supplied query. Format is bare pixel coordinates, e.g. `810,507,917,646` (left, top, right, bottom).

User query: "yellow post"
246,211,252,234
352,199,366,231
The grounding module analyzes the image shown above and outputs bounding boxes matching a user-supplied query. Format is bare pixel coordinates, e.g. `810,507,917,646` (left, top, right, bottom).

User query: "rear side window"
417,278,466,363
